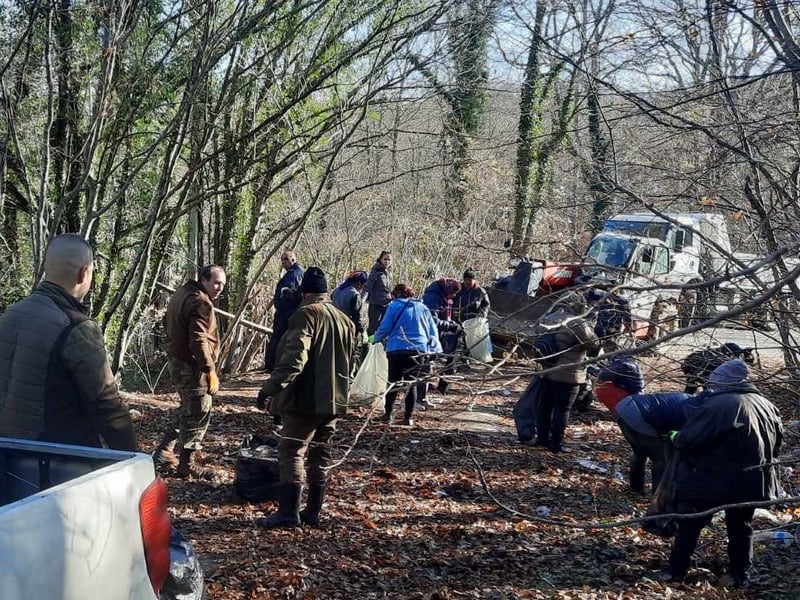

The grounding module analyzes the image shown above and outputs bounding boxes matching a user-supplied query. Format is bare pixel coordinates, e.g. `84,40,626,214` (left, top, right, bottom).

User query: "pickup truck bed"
0,437,162,600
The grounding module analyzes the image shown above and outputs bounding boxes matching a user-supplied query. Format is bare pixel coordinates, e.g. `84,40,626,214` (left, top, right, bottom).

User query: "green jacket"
261,294,357,416
0,282,136,450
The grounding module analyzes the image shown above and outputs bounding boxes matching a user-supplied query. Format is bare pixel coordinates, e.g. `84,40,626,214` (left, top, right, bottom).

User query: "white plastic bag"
462,317,493,363
350,343,389,408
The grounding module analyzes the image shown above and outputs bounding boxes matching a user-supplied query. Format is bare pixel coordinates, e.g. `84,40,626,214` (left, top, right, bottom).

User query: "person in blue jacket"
371,283,442,427
264,251,304,372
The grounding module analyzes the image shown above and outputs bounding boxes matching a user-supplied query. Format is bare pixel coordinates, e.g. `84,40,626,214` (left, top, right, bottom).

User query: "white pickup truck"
0,437,197,600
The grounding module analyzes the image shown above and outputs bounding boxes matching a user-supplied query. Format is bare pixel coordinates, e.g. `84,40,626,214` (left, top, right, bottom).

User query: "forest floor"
126,354,800,600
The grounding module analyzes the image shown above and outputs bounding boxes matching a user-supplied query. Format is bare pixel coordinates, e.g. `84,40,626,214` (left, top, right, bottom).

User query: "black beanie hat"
300,266,328,293
463,269,476,279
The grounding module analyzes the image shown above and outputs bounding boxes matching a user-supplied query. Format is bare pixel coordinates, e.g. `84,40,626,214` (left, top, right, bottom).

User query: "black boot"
175,449,215,480
299,483,327,527
152,434,179,471
257,483,303,528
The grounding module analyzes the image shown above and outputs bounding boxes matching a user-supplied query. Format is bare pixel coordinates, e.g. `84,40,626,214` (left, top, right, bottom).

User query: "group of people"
0,234,784,588
535,328,782,588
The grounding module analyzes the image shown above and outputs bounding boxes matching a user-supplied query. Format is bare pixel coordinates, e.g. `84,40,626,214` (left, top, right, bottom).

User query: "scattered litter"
535,506,551,517
576,459,609,474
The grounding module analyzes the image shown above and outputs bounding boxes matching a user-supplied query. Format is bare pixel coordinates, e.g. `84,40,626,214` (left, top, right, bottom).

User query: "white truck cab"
585,212,734,330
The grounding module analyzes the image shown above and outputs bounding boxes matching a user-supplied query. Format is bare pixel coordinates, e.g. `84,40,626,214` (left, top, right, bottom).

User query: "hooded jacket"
673,382,783,506
536,292,600,384
261,294,357,416
373,298,442,354
0,282,136,450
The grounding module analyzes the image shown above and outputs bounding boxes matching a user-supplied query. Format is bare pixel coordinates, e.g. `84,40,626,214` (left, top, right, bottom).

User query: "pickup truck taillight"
139,477,172,596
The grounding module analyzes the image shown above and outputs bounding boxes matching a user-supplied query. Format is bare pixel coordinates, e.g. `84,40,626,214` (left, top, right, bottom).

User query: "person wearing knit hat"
656,359,783,586
300,266,328,294
707,358,750,390
453,269,490,323
265,250,304,372
255,265,358,529
331,270,368,341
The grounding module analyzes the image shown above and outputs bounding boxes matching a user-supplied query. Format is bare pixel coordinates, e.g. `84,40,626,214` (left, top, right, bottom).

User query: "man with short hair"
453,269,490,323
0,234,137,450
264,251,304,371
255,266,357,528
153,264,226,479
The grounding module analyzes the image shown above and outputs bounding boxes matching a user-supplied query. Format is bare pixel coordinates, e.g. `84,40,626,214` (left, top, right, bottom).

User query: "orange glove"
206,370,220,394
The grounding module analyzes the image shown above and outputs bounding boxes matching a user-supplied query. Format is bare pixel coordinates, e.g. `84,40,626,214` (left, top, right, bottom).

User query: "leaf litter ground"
127,356,800,599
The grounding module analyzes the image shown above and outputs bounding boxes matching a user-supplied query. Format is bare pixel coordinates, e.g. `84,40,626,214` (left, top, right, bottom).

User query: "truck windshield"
586,235,635,268
603,220,670,241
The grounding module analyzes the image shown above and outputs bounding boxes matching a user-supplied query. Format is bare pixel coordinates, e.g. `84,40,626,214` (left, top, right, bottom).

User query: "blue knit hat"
598,358,644,394
708,359,750,389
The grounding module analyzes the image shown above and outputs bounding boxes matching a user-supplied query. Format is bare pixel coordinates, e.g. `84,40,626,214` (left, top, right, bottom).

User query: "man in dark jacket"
264,250,304,371
680,342,754,394
154,264,226,479
534,292,600,452
0,234,136,451
658,359,783,586
453,269,490,323
256,267,357,528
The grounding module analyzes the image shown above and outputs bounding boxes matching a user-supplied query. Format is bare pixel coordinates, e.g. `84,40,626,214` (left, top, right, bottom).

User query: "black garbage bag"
513,377,541,442
233,433,280,503
160,528,205,600
642,452,679,538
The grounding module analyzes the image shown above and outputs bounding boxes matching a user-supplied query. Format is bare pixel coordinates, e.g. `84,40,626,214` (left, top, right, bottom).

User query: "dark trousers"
264,313,290,371
367,304,386,335
669,504,755,579
385,351,424,418
277,412,337,485
535,379,580,451
617,420,671,493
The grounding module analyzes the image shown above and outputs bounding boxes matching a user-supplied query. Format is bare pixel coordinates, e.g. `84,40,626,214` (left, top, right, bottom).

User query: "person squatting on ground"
365,251,393,335
255,267,357,528
534,291,600,453
264,251,304,372
658,359,782,587
0,234,137,451
422,277,462,395
154,265,226,479
371,283,442,427
452,269,490,324
595,357,688,494
681,342,754,394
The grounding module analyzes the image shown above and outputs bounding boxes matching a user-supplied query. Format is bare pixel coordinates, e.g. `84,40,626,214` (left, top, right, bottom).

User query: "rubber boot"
176,449,215,480
152,435,179,471
299,483,327,527
257,483,303,528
